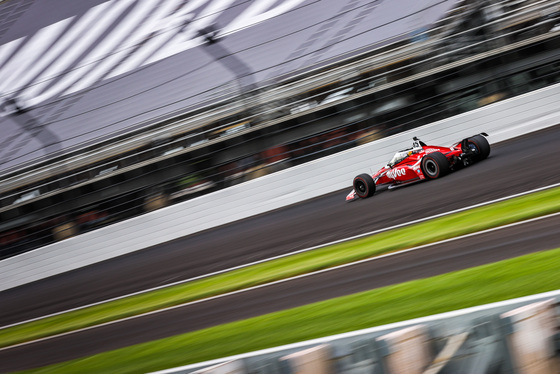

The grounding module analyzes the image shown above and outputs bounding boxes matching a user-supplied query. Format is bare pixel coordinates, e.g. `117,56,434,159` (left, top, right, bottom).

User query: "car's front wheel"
421,152,450,179
353,173,376,198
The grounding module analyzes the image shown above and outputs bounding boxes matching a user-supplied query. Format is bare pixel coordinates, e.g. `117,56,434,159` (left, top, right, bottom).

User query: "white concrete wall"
192,360,245,374
2,84,560,291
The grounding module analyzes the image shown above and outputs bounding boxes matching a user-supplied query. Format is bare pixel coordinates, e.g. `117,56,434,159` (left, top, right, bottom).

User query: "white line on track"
2,182,560,331
2,210,560,352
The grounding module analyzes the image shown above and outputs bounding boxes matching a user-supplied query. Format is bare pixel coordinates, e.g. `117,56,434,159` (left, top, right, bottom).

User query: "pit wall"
2,83,560,291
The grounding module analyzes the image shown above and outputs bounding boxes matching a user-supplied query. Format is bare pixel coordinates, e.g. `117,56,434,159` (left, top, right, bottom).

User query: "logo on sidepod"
424,148,440,154
387,168,407,179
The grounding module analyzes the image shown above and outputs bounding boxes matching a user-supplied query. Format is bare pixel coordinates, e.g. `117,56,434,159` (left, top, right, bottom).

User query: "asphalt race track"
3,127,560,325
1,126,560,371
2,212,560,372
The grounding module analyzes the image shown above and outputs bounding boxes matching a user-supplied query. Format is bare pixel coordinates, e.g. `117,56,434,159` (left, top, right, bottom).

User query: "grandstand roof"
0,0,457,176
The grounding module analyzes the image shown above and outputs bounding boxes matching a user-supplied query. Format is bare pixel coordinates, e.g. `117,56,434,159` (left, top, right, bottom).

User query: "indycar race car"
347,133,490,201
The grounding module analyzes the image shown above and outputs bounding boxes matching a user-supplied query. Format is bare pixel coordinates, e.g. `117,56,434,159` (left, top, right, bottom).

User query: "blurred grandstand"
1,0,560,257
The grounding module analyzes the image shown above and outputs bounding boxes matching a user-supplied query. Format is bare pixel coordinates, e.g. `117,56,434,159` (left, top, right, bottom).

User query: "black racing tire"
421,152,450,179
353,173,376,199
467,134,491,162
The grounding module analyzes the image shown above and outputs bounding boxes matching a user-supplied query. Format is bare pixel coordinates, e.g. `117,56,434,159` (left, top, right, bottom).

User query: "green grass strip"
3,186,560,349
22,248,560,373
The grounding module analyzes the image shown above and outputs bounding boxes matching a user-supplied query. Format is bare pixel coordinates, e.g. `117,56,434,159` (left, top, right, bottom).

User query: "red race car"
347,133,490,201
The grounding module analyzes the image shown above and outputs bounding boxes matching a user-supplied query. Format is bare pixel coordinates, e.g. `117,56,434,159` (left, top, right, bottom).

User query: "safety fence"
0,82,559,291
2,0,560,258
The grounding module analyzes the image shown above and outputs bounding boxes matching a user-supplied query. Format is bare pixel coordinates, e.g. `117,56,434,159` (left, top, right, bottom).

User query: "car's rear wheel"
353,173,376,198
467,134,491,162
421,152,450,179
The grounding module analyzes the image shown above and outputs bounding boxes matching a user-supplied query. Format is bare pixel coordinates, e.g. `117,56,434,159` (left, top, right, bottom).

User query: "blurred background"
1,0,559,257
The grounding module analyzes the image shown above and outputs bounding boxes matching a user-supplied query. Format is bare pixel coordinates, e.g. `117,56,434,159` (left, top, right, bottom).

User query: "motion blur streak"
0,0,307,106
2,210,560,371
